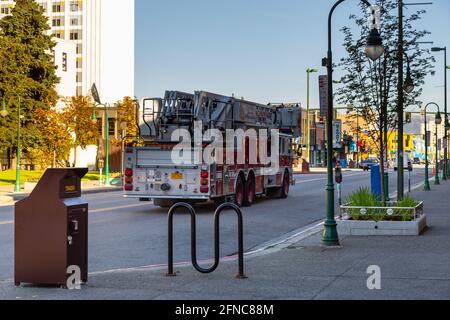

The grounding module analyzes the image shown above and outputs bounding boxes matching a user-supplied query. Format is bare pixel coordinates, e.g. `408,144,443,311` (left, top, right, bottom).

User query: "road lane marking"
90,203,151,213
0,203,152,226
295,172,366,184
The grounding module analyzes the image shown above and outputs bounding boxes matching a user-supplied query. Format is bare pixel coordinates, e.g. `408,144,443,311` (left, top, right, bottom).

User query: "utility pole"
397,0,405,200
306,68,318,164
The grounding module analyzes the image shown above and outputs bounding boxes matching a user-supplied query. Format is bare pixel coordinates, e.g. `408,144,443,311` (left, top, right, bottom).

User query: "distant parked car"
413,157,420,165
359,158,380,171
394,159,413,172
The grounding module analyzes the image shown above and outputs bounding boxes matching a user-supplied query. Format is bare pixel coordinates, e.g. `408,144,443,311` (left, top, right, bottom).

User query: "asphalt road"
0,169,426,281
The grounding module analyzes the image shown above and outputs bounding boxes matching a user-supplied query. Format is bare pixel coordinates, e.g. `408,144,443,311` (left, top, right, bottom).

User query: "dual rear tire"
233,174,256,208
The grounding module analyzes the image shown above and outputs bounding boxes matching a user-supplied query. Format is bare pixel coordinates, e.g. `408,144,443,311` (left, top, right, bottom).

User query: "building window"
70,17,80,26
52,31,62,39
62,52,67,72
97,118,103,136
1,7,11,15
108,119,116,137
70,31,82,40
52,4,63,13
52,18,62,27
70,1,82,12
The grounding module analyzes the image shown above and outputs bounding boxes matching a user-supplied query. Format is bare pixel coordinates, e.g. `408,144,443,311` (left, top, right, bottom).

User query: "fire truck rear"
123,91,301,207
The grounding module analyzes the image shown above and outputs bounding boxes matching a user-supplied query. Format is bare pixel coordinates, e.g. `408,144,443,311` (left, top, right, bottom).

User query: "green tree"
0,0,59,159
336,0,434,203
116,96,139,143
63,96,100,166
30,107,73,168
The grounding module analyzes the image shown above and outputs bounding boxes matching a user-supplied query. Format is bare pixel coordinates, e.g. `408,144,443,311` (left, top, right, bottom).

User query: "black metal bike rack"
166,202,247,279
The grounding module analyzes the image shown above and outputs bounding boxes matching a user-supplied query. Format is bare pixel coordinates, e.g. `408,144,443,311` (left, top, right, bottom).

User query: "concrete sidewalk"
1,182,449,300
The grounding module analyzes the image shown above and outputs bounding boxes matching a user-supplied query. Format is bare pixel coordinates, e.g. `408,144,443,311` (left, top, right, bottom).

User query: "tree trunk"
73,146,77,168
380,133,386,206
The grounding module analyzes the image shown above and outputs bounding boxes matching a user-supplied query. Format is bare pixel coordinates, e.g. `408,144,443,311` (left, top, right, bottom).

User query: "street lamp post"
1,97,22,192
431,47,448,181
14,97,21,193
322,0,384,246
422,102,441,191
397,0,406,200
91,103,110,187
435,111,442,186
306,68,318,164
120,122,127,185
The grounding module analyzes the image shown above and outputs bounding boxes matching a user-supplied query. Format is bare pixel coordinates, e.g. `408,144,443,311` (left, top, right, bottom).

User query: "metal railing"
166,202,247,279
340,201,424,221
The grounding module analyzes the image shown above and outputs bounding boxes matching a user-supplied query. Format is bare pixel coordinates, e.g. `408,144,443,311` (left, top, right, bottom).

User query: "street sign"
319,75,328,117
91,83,101,105
333,120,342,149
98,159,105,170
425,131,431,146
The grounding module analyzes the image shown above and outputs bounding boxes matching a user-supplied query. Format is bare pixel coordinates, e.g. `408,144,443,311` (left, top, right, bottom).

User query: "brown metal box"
15,168,89,287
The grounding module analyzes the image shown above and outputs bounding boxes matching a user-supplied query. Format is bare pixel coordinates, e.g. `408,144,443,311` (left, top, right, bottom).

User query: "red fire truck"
123,91,301,207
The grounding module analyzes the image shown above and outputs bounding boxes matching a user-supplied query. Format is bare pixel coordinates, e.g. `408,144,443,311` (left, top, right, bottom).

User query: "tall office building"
0,0,135,103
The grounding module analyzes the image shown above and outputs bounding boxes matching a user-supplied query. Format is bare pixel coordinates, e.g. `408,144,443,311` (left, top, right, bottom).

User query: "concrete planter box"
338,202,427,236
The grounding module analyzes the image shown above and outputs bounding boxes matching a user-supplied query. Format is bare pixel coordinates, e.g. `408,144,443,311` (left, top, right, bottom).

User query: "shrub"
395,195,419,221
345,187,382,221
344,188,420,222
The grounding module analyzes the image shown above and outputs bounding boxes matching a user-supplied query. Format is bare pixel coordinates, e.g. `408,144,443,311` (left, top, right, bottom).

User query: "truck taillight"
125,168,133,177
125,176,133,184
124,184,133,191
200,170,209,193
200,170,209,179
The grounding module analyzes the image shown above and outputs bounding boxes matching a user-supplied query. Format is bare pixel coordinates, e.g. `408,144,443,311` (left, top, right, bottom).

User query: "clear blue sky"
135,0,450,109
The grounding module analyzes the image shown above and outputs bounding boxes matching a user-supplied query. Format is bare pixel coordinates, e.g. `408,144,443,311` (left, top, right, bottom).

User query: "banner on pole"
319,75,328,118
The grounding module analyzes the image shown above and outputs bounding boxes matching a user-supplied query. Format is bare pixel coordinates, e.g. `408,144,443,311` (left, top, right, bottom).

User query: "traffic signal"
405,112,412,124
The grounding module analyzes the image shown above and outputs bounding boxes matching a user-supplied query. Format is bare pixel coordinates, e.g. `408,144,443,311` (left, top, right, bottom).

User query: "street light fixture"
306,68,318,165
322,0,383,246
91,107,98,124
1,99,8,118
365,28,385,61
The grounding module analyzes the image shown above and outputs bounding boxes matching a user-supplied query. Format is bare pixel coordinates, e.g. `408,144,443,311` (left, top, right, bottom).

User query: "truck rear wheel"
243,175,255,207
280,171,290,199
233,175,245,207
